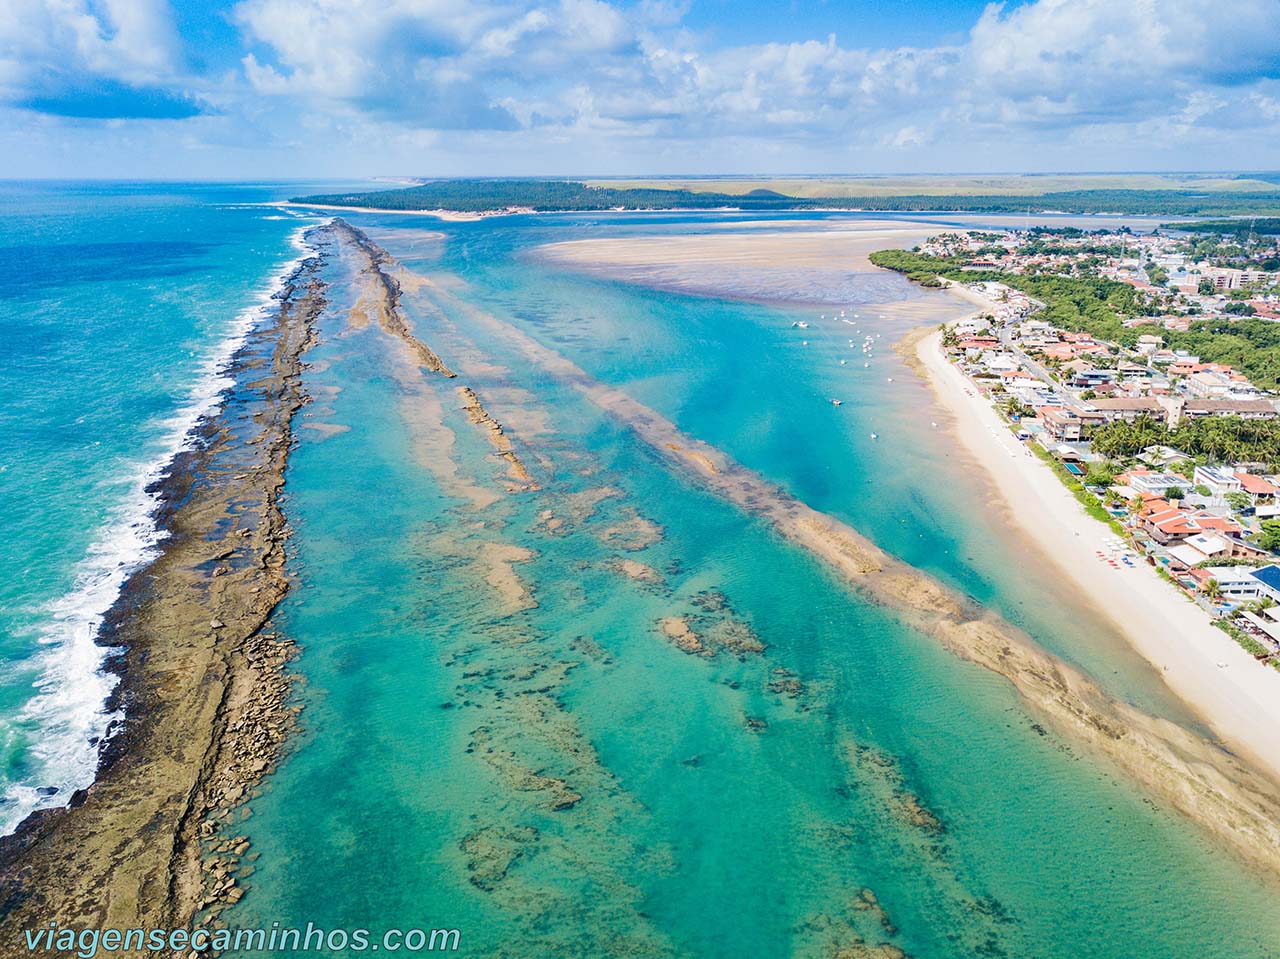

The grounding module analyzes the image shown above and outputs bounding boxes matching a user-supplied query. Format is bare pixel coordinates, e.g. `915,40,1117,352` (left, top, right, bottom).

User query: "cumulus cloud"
4,0,1280,170
224,0,1280,151
0,0,200,118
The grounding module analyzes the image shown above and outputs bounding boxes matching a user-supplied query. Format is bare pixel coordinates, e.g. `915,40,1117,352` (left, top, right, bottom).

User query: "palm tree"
1204,579,1223,602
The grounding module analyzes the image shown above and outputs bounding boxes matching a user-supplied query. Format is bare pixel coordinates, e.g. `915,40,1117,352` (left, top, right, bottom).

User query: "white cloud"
4,0,1280,171
0,0,183,93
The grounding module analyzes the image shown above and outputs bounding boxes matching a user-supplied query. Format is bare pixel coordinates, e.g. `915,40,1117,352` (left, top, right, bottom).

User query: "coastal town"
908,223,1280,671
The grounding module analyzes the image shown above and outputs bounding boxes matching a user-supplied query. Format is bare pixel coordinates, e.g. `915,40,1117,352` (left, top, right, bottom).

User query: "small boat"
802,340,808,346
869,432,879,440
798,321,810,329
839,360,847,365
830,398,842,406
887,377,894,382
864,362,869,368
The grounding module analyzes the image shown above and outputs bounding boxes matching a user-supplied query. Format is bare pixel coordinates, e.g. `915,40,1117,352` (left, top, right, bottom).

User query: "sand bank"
915,327,1280,788
277,201,502,222
533,227,947,305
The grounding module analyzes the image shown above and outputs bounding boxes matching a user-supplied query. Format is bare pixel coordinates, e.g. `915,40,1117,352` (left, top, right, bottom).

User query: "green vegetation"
1226,491,1254,511
872,249,1280,388
1255,520,1280,552
1090,414,1280,466
869,248,1153,345
292,180,1280,216
1223,301,1257,316
1216,619,1269,658
1028,443,1125,535
1162,218,1280,237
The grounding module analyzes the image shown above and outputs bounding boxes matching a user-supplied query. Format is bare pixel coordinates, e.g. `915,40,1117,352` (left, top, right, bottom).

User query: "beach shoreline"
914,324,1280,785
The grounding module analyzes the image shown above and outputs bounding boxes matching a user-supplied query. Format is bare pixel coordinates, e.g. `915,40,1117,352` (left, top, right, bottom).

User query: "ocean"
0,181,351,832
3,187,1278,956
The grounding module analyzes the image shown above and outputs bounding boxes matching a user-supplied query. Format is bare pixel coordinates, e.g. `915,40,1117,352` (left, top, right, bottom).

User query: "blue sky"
2,0,1279,178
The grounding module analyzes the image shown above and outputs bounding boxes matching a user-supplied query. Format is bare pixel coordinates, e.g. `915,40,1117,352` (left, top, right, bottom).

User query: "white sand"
917,327,1280,783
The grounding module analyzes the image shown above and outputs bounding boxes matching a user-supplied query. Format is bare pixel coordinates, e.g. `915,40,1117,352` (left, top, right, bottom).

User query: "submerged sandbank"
914,327,1280,788
411,279,1280,879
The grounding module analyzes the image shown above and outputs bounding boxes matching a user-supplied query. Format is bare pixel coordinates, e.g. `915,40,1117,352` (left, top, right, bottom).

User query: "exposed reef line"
425,285,1280,880
331,218,457,377
0,224,337,930
458,386,539,490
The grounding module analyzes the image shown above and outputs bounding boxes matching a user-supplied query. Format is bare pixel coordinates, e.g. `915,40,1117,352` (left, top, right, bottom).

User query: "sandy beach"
916,327,1280,785
277,200,504,222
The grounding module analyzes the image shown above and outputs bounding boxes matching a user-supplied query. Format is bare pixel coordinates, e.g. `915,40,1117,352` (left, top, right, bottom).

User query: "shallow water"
221,211,1280,958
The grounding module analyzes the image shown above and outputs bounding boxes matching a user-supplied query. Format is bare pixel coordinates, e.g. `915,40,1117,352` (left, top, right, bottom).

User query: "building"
1183,399,1279,419
1124,471,1195,497
1188,566,1266,601
1249,565,1280,602
1040,407,1104,442
1236,472,1280,504
1193,466,1243,497
1086,397,1164,423
1185,371,1233,399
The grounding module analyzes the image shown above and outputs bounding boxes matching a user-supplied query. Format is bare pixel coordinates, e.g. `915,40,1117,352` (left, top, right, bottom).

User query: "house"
1122,471,1195,497
1236,472,1280,504
1249,565,1280,603
1040,407,1104,442
1188,566,1266,601
1167,534,1232,568
1068,368,1117,390
1137,445,1191,468
1193,466,1243,497
1137,501,1201,543
1086,397,1164,422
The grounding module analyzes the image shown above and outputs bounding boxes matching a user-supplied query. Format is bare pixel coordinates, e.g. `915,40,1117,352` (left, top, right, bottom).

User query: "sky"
2,0,1280,178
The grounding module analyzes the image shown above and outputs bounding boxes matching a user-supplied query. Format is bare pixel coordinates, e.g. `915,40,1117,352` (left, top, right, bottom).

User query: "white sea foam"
0,224,319,836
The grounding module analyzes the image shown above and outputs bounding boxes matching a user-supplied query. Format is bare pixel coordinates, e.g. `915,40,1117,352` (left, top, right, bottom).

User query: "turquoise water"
0,181,362,831
227,212,1278,957
4,190,1278,956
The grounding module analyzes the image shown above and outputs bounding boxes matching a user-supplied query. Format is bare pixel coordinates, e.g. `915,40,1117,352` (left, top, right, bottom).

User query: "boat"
830,398,842,406
839,360,847,365
798,321,809,329
869,432,879,440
